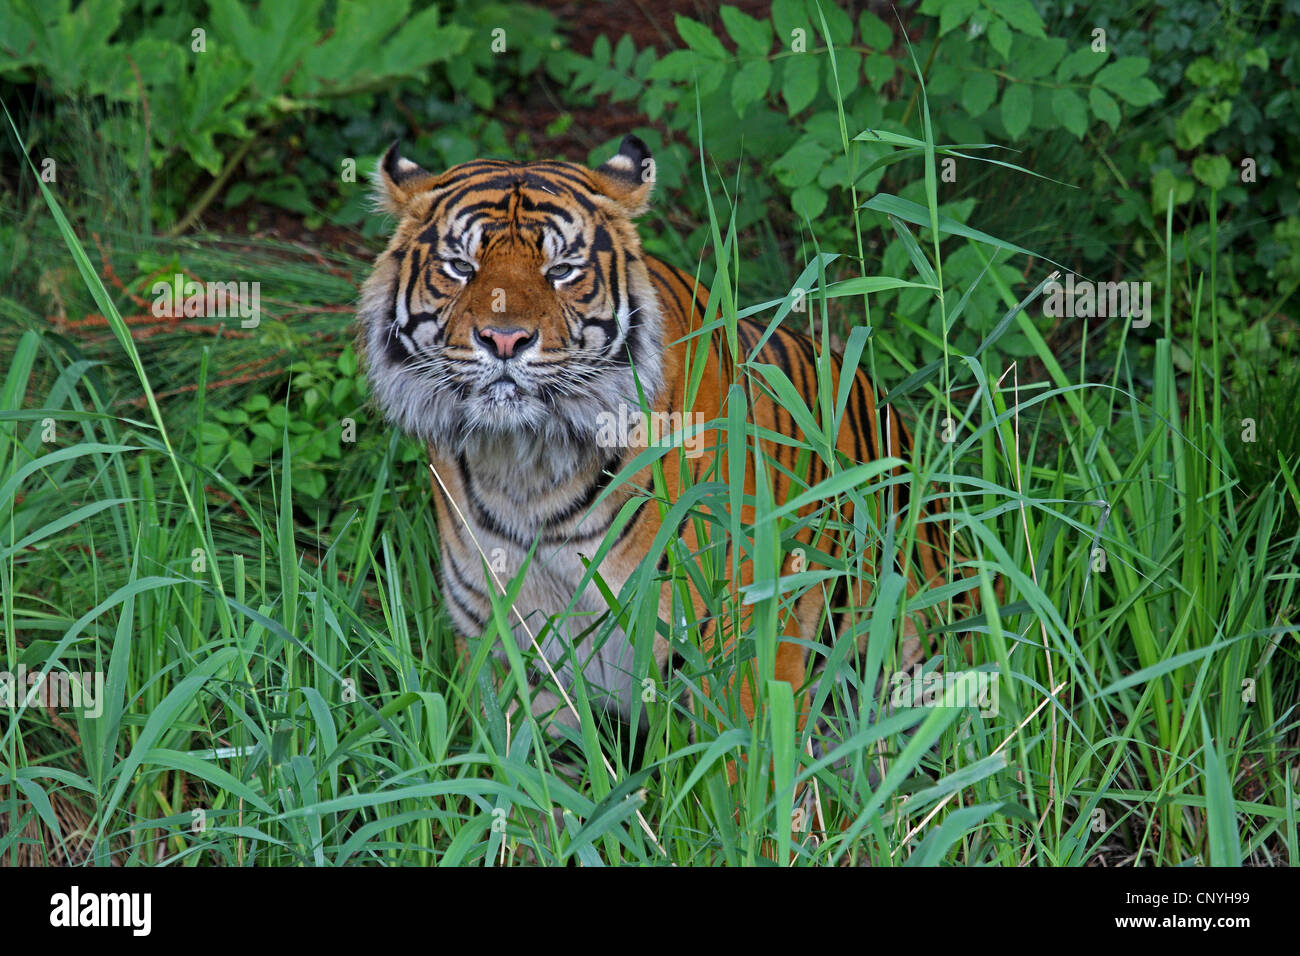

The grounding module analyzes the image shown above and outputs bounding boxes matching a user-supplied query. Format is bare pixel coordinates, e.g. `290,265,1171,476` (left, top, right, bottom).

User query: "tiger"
357,133,968,763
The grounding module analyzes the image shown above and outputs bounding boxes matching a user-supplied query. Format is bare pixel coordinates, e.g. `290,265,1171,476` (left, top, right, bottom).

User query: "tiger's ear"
373,141,442,215
591,135,654,217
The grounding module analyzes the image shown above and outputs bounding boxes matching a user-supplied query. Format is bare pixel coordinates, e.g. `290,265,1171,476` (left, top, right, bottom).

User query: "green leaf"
296,1,469,97
985,0,1046,37
1089,85,1120,131
144,748,274,814
961,71,998,117
198,421,230,444
1095,56,1162,106
937,0,979,36
731,57,771,115
613,34,635,72
770,0,810,50
1051,87,1088,139
791,183,828,220
1151,168,1195,213
1000,82,1032,139
987,18,1012,60
337,347,357,377
99,647,240,832
782,53,820,114
1185,56,1241,91
826,48,861,100
773,138,831,188
0,498,133,562
1192,154,1232,190
928,62,961,97
906,802,1007,865
6,0,134,99
1013,35,1066,79
864,53,894,88
228,439,254,477
1175,94,1232,149
675,15,727,59
720,5,772,56
858,10,891,49
860,193,1043,260
209,0,322,101
647,49,699,82
1057,46,1108,81
330,376,352,407
821,276,936,298
813,2,854,44
224,182,254,208
171,52,253,174
1201,713,1242,866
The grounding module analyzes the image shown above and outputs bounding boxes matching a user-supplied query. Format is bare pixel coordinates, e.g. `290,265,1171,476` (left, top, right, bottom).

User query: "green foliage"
553,0,1297,385
0,0,564,230
1,0,470,174
206,344,365,502
554,0,1161,374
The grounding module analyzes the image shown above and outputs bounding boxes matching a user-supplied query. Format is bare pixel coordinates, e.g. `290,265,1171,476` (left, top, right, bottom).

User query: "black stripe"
616,497,653,550
621,292,644,367
648,268,677,315
515,193,586,221
382,262,410,363
842,362,865,465
445,550,488,602
442,572,486,632
583,314,619,349
853,372,880,463
542,454,622,531
758,328,798,446
457,455,531,548
659,263,705,316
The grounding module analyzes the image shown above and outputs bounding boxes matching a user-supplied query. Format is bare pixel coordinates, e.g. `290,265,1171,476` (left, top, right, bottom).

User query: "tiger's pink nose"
475,326,536,359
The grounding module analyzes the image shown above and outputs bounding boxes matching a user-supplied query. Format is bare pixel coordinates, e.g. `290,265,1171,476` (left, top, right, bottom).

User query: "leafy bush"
0,0,563,230
553,0,1297,385
205,344,364,501
555,0,1162,370
3,0,470,170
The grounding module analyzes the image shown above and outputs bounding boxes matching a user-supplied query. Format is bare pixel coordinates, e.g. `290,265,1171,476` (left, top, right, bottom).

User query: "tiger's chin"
450,398,616,487
370,357,637,475
461,386,551,434
423,384,606,461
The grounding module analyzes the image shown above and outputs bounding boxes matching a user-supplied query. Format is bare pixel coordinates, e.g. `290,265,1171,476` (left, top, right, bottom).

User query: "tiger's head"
358,135,665,462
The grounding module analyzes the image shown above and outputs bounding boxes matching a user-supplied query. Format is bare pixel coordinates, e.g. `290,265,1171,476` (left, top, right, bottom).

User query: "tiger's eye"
448,259,475,277
546,263,577,281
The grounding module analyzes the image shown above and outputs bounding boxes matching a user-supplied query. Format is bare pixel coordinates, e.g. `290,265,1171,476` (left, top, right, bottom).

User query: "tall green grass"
2,83,1296,865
